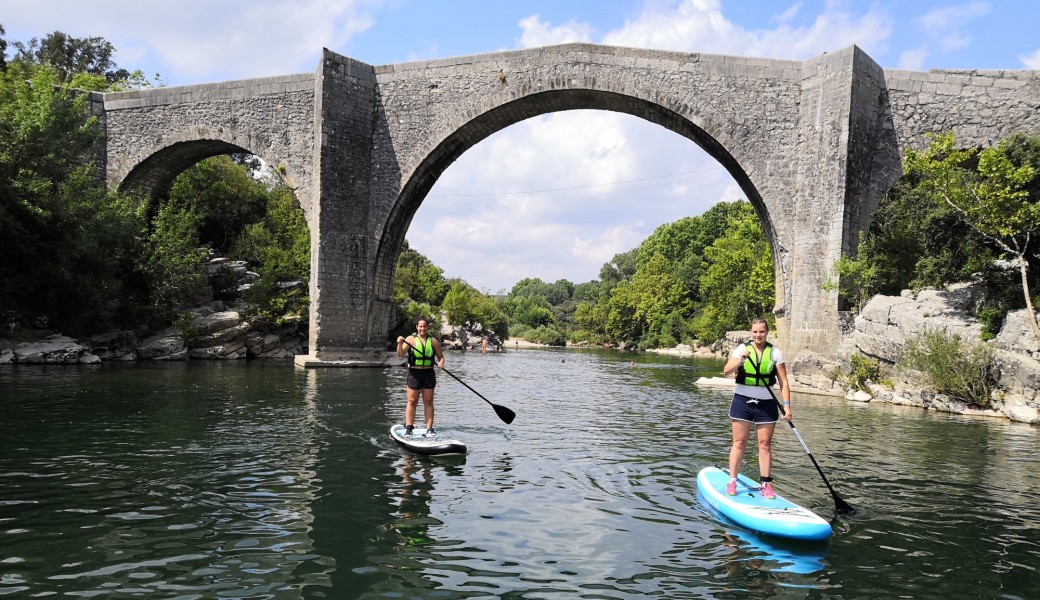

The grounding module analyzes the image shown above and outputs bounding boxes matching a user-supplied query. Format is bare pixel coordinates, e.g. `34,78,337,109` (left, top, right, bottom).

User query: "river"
1,348,1037,598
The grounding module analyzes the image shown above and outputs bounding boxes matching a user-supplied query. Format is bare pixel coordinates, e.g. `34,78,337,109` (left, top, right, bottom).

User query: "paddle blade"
494,403,516,424
835,496,856,515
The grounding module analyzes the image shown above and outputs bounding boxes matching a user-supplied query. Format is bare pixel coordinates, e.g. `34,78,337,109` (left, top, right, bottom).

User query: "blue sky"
3,1,1039,293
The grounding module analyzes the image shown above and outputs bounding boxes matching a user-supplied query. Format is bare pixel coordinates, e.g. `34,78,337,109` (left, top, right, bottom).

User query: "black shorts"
406,368,437,390
729,392,779,424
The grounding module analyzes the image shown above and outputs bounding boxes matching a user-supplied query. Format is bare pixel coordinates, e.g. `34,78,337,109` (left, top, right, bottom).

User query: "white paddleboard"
389,424,467,456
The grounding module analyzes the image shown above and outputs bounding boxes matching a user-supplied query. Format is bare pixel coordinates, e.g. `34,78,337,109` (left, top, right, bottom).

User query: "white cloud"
917,2,990,54
1019,49,1040,69
418,108,734,289
773,2,803,24
145,0,377,81
0,0,379,84
570,226,646,265
898,47,929,71
517,14,594,48
600,0,892,61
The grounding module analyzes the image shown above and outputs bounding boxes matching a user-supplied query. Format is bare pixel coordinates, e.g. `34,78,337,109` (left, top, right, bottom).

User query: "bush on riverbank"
898,329,997,406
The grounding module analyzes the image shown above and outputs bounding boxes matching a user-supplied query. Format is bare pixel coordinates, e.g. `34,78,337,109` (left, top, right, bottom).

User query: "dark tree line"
0,28,306,337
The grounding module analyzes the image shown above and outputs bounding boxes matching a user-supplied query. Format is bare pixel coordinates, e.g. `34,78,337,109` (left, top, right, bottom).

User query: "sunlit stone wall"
96,44,1040,366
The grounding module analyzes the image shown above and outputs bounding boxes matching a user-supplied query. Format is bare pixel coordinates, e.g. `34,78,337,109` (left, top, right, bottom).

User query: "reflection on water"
1,352,1039,598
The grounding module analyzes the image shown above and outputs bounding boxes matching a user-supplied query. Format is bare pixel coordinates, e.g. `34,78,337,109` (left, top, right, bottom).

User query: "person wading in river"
397,317,445,436
721,317,792,499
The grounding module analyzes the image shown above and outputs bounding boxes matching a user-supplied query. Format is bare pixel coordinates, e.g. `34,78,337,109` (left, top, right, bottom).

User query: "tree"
167,155,269,253
904,132,1040,341
394,240,449,306
0,63,147,331
599,248,638,286
823,233,878,313
12,31,122,84
142,202,208,312
442,281,474,326
694,202,774,342
0,24,8,72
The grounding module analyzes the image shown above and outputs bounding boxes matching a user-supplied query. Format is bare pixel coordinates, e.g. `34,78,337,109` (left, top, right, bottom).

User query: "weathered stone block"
137,330,186,360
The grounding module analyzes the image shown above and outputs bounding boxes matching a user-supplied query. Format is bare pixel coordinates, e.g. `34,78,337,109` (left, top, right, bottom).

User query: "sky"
3,0,1040,294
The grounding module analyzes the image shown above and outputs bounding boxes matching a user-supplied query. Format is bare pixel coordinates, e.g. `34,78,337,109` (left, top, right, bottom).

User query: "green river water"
1,348,1037,598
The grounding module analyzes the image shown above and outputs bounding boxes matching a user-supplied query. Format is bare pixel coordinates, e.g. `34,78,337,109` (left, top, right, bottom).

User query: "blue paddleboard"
697,466,832,541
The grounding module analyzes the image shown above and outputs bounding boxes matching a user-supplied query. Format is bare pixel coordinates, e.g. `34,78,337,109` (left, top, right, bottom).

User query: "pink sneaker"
726,480,737,496
761,482,776,499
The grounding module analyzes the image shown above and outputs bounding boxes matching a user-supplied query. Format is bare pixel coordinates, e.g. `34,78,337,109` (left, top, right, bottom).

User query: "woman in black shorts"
396,317,445,435
721,318,792,499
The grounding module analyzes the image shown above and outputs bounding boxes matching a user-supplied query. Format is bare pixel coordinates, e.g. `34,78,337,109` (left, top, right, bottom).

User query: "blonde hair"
750,317,769,331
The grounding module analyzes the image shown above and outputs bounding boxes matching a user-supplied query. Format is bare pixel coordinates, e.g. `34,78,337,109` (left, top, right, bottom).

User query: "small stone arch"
118,139,248,200
113,132,309,224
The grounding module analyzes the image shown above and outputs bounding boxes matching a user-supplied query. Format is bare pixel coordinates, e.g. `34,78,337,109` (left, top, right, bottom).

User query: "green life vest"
735,342,777,386
409,335,434,367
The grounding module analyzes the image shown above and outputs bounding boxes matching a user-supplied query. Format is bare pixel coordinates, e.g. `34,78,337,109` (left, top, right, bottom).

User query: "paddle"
399,338,516,424
766,385,855,515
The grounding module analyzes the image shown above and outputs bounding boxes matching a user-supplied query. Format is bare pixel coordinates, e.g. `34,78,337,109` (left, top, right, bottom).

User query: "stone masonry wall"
103,74,318,220
884,68,1040,152
95,44,1040,365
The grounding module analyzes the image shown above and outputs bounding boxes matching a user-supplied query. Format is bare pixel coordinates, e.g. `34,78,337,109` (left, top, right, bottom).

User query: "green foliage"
10,30,125,85
574,299,608,333
393,240,449,306
836,354,888,393
510,277,573,306
692,202,774,343
905,132,1040,341
0,63,148,332
470,293,509,339
899,329,996,406
169,155,269,254
231,185,309,282
0,24,8,72
606,252,691,347
564,199,777,348
500,294,555,329
511,323,566,346
823,233,878,312
0,35,302,336
142,202,208,312
598,248,638,285
399,301,437,330
236,186,312,328
443,281,474,326
977,304,1005,340
242,278,308,328
172,313,200,340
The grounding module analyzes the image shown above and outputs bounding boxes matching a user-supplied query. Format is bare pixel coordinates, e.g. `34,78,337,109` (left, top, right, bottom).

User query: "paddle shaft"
399,337,516,424
766,385,855,514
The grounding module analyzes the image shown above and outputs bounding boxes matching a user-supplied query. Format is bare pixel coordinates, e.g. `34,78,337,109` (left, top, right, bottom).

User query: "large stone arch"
346,44,825,366
372,88,782,319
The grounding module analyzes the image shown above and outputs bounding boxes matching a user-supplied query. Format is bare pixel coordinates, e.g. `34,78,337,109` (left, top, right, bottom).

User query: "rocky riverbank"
0,258,307,365
689,283,1039,426
0,304,307,365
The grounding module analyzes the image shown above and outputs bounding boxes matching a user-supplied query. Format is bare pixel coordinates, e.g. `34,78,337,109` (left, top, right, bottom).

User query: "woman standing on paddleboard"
396,317,445,435
721,317,792,499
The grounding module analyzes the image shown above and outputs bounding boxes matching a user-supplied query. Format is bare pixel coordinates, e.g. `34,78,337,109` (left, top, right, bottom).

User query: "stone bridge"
95,43,1040,368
